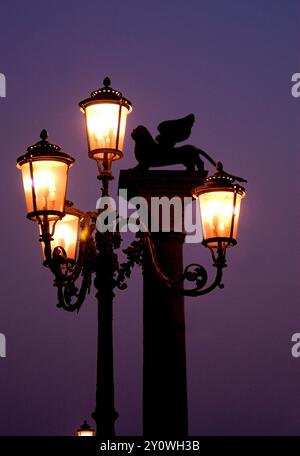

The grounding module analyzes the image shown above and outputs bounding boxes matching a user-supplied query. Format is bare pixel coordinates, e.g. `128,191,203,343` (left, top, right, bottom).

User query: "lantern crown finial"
79,78,132,112
103,76,111,87
40,129,48,141
26,130,61,154
216,161,223,172
80,420,92,431
16,130,75,169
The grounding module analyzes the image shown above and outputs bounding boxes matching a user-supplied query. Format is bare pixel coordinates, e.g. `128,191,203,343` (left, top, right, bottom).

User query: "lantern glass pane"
51,214,80,261
21,160,68,216
85,103,129,157
39,214,80,262
198,190,243,247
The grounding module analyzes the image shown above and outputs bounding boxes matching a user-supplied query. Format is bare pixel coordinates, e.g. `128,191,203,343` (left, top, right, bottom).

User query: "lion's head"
131,125,158,166
131,126,155,147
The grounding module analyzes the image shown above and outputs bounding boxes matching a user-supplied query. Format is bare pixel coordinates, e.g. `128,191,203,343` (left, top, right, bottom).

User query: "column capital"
119,169,207,234
119,169,207,200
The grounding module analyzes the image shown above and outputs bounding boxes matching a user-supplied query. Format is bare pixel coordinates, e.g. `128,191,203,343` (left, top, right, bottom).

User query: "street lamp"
17,77,247,437
17,129,74,221
79,77,132,182
76,420,95,437
193,161,246,250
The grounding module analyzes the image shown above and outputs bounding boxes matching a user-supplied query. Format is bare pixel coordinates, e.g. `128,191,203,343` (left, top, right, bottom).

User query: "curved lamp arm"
172,262,224,297
117,232,226,297
40,208,227,309
55,267,92,313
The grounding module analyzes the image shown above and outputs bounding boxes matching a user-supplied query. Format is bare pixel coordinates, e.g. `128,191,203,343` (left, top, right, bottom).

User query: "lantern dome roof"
193,162,246,197
16,130,75,168
79,77,132,112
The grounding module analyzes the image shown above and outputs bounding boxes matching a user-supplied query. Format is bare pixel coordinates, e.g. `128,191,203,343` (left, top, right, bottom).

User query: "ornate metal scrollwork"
40,193,229,310
116,232,227,297
40,212,97,312
116,233,147,290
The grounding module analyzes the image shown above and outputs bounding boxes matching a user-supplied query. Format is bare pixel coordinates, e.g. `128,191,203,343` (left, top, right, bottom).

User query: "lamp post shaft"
93,230,118,437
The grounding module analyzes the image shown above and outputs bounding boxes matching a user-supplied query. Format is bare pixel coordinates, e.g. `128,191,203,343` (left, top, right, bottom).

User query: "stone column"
119,170,206,436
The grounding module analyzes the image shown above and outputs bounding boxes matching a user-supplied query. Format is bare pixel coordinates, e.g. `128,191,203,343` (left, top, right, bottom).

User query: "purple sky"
0,0,299,436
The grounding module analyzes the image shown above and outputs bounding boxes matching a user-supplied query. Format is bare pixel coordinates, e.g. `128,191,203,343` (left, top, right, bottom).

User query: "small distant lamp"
76,420,95,437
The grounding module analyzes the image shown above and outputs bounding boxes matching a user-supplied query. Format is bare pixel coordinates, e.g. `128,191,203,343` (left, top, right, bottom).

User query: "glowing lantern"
17,130,74,221
76,420,95,437
79,77,132,176
193,162,246,250
39,202,83,263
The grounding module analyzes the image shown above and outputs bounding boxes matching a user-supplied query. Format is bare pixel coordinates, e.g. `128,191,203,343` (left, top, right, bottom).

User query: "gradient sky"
0,0,299,436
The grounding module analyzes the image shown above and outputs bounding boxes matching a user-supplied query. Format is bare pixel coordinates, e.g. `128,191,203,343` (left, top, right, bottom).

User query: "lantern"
79,77,132,176
76,420,95,437
193,162,246,250
17,130,74,221
39,202,83,264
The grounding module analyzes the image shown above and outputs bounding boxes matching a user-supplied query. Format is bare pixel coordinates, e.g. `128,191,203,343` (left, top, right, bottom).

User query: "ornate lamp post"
17,77,247,437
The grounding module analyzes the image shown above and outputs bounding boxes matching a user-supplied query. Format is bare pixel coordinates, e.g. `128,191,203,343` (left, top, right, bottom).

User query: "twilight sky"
0,0,299,436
